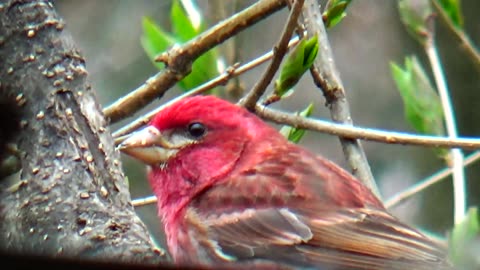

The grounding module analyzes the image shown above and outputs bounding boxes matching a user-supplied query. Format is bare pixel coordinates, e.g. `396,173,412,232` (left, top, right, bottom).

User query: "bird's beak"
117,126,178,166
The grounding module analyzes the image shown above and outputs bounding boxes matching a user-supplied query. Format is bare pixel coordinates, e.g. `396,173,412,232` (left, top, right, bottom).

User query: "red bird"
120,95,452,269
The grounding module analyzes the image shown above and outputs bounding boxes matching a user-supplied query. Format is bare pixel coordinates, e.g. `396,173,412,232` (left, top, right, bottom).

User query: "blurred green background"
53,0,480,253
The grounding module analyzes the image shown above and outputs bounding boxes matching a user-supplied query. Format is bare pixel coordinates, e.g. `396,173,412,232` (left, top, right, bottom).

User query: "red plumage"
120,95,452,269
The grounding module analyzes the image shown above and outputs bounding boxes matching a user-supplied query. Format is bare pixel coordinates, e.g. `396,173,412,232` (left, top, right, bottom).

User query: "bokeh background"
53,0,480,254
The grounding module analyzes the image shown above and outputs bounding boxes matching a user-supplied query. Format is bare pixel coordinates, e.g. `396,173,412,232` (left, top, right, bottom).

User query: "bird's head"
119,95,280,213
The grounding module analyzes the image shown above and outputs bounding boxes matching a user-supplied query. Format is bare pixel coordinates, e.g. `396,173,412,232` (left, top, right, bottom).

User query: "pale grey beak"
118,126,178,166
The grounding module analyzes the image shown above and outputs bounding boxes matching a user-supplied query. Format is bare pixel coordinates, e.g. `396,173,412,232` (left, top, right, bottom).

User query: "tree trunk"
0,0,166,265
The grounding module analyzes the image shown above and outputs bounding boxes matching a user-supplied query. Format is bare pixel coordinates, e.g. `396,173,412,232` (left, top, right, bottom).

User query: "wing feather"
186,144,452,269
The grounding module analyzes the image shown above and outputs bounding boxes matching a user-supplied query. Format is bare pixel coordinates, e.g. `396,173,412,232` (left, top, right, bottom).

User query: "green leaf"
141,1,219,93
171,0,218,91
390,56,447,158
448,207,480,269
280,103,314,143
171,0,203,42
323,0,352,28
180,50,219,91
141,17,177,70
274,35,319,97
437,0,463,28
398,0,434,46
125,176,130,188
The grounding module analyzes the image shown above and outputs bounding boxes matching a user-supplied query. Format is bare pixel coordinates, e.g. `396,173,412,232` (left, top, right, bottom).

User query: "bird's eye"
187,122,207,139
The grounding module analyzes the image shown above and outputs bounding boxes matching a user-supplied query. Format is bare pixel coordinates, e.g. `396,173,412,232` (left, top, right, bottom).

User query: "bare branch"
239,0,304,110
255,105,480,150
103,0,286,124
425,29,466,224
431,0,480,72
386,150,480,209
133,195,157,208
112,37,301,140
301,0,380,197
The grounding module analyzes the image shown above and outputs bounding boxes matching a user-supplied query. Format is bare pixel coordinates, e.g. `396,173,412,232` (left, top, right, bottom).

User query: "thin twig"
239,0,305,110
112,37,301,140
301,0,379,198
385,150,480,209
431,0,480,72
103,0,286,124
132,195,157,208
425,38,466,225
255,104,480,150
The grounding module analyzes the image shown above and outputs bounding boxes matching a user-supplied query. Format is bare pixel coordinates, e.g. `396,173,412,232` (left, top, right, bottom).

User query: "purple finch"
120,95,452,269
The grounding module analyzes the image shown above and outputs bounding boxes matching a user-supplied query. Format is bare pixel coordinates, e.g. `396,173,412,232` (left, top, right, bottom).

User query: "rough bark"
0,0,166,265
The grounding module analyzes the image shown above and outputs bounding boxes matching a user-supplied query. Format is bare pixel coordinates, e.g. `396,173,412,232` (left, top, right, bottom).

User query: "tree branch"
301,0,380,198
112,37,301,141
386,150,480,209
255,105,480,150
239,0,304,110
103,0,286,124
431,0,480,72
425,29,465,224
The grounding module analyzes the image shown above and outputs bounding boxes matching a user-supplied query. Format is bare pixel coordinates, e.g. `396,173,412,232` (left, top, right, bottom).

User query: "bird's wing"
187,205,451,269
188,145,452,269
